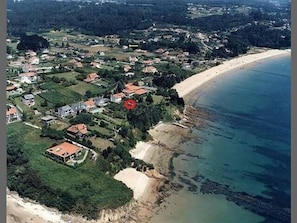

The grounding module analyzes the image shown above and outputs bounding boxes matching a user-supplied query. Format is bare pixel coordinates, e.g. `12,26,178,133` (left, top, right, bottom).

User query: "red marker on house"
124,99,137,110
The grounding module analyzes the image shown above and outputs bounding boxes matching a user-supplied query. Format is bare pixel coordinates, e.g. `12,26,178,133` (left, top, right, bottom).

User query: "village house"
122,83,148,97
25,50,37,58
46,142,83,163
129,56,138,64
142,66,158,74
58,105,75,118
75,62,83,68
71,102,86,114
123,64,132,73
22,94,35,107
6,84,17,92
19,72,37,84
28,56,40,65
142,60,153,66
90,61,101,69
93,97,110,107
84,73,100,83
110,92,126,103
41,115,57,125
6,105,21,124
22,63,37,73
84,99,96,111
67,123,88,138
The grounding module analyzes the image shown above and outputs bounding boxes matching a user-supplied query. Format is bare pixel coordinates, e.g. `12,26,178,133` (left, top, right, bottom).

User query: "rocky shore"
200,179,291,223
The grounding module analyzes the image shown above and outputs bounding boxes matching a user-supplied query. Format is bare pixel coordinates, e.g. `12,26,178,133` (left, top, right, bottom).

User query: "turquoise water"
149,55,291,223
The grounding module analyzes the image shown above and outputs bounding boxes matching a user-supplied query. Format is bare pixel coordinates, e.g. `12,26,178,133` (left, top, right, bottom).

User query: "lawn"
152,95,164,104
47,71,80,81
14,97,34,115
68,81,110,96
39,85,83,105
89,136,115,151
7,122,133,211
39,90,80,105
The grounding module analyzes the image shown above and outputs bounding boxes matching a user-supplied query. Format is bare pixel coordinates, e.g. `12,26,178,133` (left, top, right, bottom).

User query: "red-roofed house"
122,83,148,96
84,73,99,83
67,123,88,138
110,92,125,103
46,142,82,163
6,105,21,124
142,66,158,74
134,88,147,95
84,99,96,111
123,64,132,72
19,72,37,84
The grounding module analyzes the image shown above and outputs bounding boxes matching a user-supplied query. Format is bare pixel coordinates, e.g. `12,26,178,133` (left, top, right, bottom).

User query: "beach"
6,48,291,223
173,49,291,98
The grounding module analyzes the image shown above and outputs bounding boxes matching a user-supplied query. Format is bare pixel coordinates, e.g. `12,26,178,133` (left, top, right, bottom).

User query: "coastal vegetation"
7,122,133,220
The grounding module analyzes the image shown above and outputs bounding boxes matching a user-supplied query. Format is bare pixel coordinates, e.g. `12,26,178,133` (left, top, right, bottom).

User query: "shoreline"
6,48,291,223
173,48,291,99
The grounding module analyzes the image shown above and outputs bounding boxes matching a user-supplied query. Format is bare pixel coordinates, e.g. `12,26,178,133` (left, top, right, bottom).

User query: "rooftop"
46,142,82,158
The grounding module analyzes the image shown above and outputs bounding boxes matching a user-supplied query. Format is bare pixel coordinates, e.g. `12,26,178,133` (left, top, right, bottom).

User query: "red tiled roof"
67,124,88,135
84,73,99,83
113,92,126,99
19,72,36,77
84,100,96,107
125,83,141,91
134,89,147,95
6,107,17,116
46,142,82,158
6,85,16,91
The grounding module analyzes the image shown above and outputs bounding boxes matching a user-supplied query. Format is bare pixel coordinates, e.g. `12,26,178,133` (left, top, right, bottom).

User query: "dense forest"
7,0,290,50
7,0,187,36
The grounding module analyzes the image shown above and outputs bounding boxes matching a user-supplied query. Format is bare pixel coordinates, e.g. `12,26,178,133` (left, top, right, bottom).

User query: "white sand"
114,168,156,201
173,49,291,98
130,141,153,160
7,190,66,223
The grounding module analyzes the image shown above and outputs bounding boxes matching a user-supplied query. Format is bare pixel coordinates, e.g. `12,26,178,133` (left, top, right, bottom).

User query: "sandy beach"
6,48,291,223
7,189,66,223
173,49,291,98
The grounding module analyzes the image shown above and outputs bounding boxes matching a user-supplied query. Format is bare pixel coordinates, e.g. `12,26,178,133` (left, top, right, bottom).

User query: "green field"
47,71,80,81
7,122,133,213
68,81,112,96
39,85,83,105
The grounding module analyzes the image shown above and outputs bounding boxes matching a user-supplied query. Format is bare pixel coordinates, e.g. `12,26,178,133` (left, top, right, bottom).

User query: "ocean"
149,55,291,223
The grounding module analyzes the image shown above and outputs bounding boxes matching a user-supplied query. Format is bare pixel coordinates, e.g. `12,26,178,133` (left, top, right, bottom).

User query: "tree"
17,34,50,52
40,99,48,107
146,93,154,104
85,90,93,98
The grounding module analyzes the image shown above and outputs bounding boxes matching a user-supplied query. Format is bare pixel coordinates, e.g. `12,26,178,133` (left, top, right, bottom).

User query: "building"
84,99,96,111
93,97,110,107
19,72,37,84
142,66,158,74
41,115,57,125
58,105,75,118
84,72,100,83
122,83,148,97
6,105,21,124
110,92,125,103
67,123,88,138
22,94,35,107
46,142,82,163
71,102,86,114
